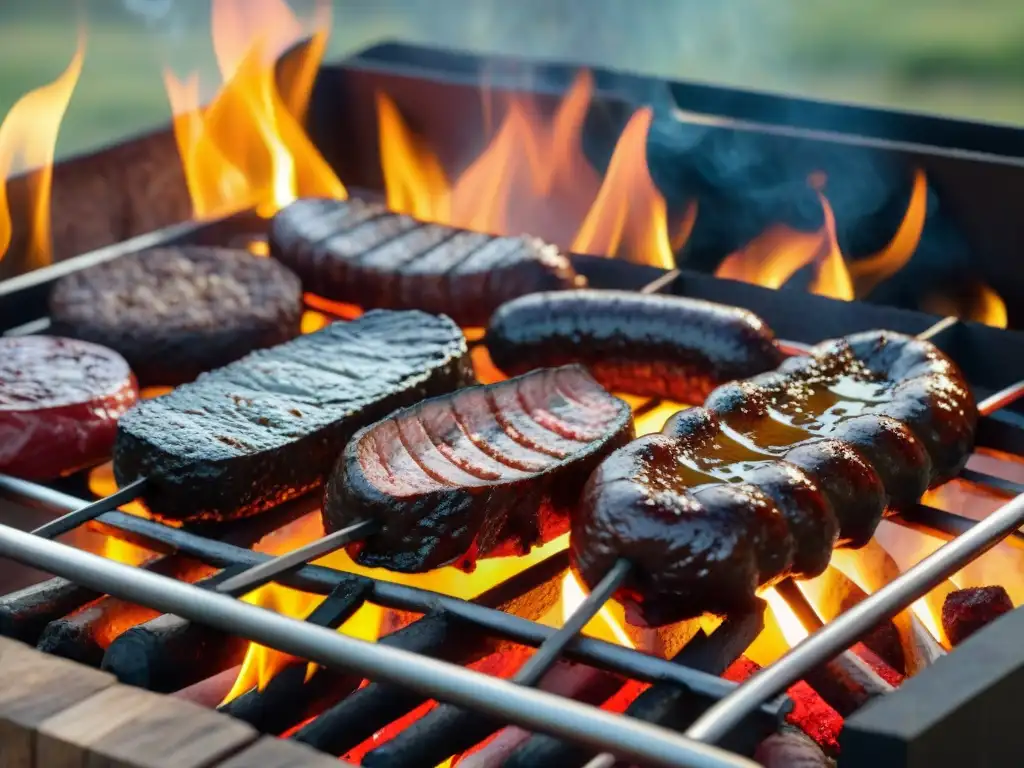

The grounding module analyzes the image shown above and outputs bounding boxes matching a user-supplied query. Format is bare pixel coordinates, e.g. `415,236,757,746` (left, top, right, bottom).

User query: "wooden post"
0,636,115,768
214,737,353,767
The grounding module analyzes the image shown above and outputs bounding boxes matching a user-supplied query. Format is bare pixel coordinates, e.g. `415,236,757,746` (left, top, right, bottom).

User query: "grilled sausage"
114,311,473,523
0,336,139,480
269,198,584,327
486,290,785,402
572,330,977,626
50,247,304,386
325,365,633,572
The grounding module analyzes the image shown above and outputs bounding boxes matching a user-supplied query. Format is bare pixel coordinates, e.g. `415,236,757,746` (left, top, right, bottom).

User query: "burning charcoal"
0,578,101,644
36,557,214,667
754,727,835,768
942,586,1014,646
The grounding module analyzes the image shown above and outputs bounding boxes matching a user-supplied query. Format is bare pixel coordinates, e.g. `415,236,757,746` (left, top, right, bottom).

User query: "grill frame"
1,210,1024,766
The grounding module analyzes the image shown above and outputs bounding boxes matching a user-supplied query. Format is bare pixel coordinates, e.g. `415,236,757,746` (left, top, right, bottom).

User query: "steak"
115,311,473,523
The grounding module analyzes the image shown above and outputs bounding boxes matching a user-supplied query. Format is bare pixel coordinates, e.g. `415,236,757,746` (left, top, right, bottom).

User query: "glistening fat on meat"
325,365,634,573
269,198,583,327
114,310,474,523
572,330,978,626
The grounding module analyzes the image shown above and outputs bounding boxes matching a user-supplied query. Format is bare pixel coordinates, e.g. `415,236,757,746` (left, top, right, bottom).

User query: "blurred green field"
1,0,1023,160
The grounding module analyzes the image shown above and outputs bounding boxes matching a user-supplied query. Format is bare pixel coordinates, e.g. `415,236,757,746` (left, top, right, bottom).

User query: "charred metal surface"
1,129,190,281
843,606,1024,768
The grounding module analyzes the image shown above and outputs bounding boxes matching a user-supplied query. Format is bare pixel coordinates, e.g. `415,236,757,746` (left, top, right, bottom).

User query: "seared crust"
486,290,785,402
50,247,303,386
114,311,473,523
269,198,583,327
572,330,977,626
325,365,634,573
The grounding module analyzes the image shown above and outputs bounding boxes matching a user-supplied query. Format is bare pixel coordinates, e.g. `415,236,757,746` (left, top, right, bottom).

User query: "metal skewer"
215,518,381,596
0,523,757,768
30,477,147,539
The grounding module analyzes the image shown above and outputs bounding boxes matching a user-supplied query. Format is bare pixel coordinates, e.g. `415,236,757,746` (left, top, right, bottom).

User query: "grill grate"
1,211,1024,767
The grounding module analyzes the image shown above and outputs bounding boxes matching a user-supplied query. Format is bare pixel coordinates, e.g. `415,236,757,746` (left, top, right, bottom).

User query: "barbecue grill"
2,38,1024,768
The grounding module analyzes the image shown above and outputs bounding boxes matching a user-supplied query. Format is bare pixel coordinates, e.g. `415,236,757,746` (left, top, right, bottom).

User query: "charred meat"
572,331,977,626
486,290,785,402
269,198,583,327
325,365,634,572
115,311,473,523
50,247,304,386
0,336,139,480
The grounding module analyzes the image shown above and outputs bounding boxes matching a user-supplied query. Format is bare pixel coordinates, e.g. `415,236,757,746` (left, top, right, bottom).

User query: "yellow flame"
0,32,85,267
560,570,635,649
761,587,809,648
165,0,344,221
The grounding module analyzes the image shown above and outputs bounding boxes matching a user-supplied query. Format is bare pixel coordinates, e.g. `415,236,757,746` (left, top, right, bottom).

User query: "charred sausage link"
486,290,785,402
270,198,584,327
571,331,977,627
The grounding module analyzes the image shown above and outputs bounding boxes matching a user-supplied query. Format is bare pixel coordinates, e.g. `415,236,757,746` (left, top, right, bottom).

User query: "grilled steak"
0,336,139,480
486,290,785,402
572,330,977,626
325,365,634,572
50,247,304,386
115,311,473,523
269,198,584,327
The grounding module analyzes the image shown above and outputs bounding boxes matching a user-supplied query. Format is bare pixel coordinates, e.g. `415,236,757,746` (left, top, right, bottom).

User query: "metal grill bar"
0,475,784,716
30,477,149,539
684,489,1024,745
0,523,758,768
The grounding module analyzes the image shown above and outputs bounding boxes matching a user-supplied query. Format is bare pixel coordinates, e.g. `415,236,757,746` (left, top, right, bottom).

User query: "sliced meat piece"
114,310,473,523
270,198,583,327
0,336,139,480
326,365,633,572
49,246,304,386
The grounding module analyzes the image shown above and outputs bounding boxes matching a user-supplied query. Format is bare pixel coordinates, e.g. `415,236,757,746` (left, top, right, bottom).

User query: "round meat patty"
49,247,304,386
0,336,139,480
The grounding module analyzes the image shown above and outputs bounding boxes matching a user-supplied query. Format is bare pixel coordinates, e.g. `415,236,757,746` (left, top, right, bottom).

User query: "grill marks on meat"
114,311,473,523
0,336,139,480
572,331,977,626
325,366,633,573
486,290,785,402
49,247,304,386
270,198,583,326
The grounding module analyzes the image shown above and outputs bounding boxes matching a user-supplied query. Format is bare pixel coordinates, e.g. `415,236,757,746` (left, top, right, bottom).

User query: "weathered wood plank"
0,636,115,768
82,695,257,768
36,685,166,768
214,737,350,767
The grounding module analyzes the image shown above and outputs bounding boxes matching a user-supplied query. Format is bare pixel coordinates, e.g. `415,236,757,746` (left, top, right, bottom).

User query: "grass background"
1,0,1023,160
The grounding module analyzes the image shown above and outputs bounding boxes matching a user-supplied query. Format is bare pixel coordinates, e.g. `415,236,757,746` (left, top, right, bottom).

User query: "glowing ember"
165,0,344,220
0,32,84,267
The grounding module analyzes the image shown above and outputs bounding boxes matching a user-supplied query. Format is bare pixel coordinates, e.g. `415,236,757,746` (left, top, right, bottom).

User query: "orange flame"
849,168,928,296
571,108,678,268
762,587,809,648
0,32,84,267
165,0,344,220
922,282,1009,329
376,75,682,268
716,187,853,301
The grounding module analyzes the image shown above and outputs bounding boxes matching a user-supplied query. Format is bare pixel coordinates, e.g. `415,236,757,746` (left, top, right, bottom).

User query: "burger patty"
49,247,304,386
